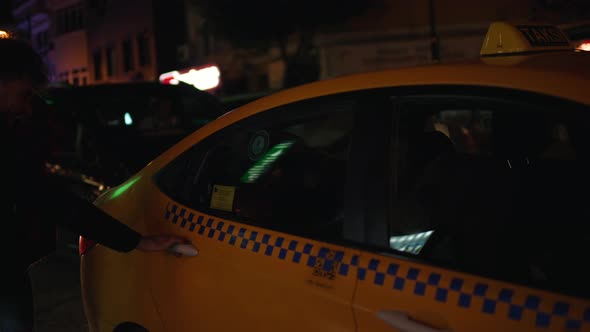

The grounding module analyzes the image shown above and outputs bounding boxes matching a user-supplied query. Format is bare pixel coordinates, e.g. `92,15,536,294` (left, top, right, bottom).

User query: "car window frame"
361,84,590,299
154,90,393,247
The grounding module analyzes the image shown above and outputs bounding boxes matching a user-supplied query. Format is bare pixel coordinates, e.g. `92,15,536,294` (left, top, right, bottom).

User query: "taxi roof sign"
481,22,574,56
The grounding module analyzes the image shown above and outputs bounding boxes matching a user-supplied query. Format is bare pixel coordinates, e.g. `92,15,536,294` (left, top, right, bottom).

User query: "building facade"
12,0,193,86
85,0,158,84
315,0,537,79
12,0,588,90
12,0,89,85
47,0,89,85
84,0,194,85
12,0,52,69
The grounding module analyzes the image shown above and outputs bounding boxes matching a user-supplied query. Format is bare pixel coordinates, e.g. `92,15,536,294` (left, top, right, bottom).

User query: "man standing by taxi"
0,38,188,331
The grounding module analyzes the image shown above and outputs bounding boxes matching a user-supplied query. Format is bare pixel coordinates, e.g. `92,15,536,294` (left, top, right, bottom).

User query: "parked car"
81,22,590,332
41,82,224,251
43,82,225,187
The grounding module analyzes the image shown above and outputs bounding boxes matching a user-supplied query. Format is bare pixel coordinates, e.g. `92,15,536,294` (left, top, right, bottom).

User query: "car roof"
239,50,590,116
219,90,274,111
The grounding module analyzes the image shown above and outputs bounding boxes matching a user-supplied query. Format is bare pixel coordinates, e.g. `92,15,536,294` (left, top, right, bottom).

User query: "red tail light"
79,236,97,255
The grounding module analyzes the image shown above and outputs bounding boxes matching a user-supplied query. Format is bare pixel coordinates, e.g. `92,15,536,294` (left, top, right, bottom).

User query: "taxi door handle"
168,244,199,257
377,311,452,332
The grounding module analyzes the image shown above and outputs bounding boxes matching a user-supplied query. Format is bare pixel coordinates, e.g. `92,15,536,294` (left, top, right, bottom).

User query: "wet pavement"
28,244,87,332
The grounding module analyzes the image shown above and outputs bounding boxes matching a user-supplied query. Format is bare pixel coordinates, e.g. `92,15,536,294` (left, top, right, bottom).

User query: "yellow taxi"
80,22,590,332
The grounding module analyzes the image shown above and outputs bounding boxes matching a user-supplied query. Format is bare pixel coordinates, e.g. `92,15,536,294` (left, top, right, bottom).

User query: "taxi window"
157,99,357,241
384,94,590,298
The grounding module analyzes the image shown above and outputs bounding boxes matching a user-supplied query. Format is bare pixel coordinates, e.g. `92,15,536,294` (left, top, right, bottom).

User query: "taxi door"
352,252,590,332
146,202,361,332
142,92,382,331
352,92,590,332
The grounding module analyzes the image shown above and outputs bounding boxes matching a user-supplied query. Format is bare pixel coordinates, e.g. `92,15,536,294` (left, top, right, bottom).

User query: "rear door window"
366,89,590,296
369,90,590,298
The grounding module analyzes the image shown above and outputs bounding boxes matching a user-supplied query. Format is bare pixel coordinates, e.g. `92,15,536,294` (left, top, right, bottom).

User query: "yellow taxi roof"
240,51,590,116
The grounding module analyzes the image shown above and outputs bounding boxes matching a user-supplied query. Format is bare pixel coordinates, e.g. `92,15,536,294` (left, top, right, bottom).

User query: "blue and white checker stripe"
359,258,590,330
165,202,353,273
164,202,590,331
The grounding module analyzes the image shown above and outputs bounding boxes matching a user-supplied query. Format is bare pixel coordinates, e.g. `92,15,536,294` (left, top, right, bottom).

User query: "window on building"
65,9,72,33
61,71,70,84
55,9,65,35
75,4,83,29
82,77,87,86
106,46,116,77
73,77,79,86
36,30,49,50
93,50,102,81
122,39,134,72
137,33,151,67
62,9,70,33
55,3,85,36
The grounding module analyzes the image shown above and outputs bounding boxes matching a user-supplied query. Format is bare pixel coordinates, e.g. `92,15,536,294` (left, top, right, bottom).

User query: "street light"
0,30,11,39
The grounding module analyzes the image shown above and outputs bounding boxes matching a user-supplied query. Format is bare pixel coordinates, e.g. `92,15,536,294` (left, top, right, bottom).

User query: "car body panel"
353,250,590,332
143,187,359,331
81,247,164,332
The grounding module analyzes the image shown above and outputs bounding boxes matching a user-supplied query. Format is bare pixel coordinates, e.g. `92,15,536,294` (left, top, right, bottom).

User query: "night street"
2,0,590,331
29,246,87,332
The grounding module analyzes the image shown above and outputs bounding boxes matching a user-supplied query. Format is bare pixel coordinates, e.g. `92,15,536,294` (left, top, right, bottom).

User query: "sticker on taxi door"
312,249,344,280
210,184,236,212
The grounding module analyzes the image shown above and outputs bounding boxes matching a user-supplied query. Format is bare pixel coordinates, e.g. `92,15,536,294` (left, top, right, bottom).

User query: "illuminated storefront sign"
576,41,590,51
159,65,221,91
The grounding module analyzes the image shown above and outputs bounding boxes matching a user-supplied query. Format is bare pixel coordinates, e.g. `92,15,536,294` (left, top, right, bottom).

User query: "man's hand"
136,235,189,252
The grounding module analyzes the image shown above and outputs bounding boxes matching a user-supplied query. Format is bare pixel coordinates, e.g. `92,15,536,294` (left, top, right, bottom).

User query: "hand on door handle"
168,243,199,257
377,311,452,332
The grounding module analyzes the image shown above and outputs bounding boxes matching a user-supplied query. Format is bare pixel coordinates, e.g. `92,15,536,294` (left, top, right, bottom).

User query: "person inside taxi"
0,38,189,332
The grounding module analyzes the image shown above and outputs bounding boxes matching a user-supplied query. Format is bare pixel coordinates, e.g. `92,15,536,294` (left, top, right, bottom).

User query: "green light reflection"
240,141,295,184
110,176,141,199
